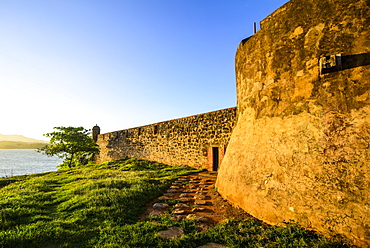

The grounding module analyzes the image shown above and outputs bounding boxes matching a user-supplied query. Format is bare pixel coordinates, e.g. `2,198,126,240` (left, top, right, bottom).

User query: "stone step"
197,172,218,179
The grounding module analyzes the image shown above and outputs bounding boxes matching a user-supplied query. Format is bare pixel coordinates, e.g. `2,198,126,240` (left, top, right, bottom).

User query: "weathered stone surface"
216,0,370,247
158,227,184,240
182,189,195,193
153,203,169,209
179,193,191,198
177,178,189,181
174,203,191,209
194,200,207,205
172,210,187,215
192,207,206,212
190,178,201,181
97,108,237,169
177,176,189,182
149,210,165,217
186,214,208,223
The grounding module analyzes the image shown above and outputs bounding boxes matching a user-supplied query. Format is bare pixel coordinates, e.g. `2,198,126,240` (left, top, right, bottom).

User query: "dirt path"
141,171,254,226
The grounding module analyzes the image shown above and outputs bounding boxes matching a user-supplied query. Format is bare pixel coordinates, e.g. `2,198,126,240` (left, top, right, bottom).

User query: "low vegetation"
0,141,47,149
0,158,351,248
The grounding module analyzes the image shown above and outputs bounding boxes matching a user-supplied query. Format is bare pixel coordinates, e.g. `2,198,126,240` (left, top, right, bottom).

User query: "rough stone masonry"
216,0,370,247
97,107,237,170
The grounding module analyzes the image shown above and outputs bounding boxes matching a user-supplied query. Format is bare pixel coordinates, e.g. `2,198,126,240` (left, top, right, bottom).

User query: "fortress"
96,0,370,246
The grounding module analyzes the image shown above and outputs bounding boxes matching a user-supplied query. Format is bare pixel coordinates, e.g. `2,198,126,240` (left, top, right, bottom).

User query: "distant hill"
0,134,47,143
0,134,48,149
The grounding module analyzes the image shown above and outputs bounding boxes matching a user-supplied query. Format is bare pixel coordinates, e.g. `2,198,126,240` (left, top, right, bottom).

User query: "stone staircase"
140,171,252,246
141,170,250,225
141,171,218,224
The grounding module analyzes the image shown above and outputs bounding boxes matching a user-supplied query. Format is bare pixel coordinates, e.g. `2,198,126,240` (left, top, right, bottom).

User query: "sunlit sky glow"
0,0,287,141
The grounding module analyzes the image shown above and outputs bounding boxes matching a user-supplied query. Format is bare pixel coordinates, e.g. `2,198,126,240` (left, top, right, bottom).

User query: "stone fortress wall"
96,107,237,170
96,0,370,246
216,0,370,246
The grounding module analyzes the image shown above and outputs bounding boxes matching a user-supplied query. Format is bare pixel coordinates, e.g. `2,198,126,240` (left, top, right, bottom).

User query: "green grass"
0,158,352,248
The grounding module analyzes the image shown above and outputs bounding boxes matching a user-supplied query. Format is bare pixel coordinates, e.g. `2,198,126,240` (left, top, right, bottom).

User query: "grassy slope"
0,159,352,248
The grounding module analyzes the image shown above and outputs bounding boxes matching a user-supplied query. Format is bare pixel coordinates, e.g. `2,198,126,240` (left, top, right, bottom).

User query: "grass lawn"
0,158,352,248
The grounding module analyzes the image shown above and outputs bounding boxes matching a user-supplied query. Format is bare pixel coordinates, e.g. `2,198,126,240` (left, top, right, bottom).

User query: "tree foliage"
37,126,99,168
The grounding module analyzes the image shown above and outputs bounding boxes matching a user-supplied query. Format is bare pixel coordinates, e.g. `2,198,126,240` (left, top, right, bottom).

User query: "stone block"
158,227,184,240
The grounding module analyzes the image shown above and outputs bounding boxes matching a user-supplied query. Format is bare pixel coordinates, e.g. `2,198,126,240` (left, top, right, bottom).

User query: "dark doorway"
212,147,219,171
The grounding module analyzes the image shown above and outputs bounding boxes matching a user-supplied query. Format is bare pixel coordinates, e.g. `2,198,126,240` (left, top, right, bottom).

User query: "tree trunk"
68,153,74,168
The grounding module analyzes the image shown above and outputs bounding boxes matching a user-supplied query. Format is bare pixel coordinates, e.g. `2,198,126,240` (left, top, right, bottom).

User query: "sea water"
0,149,62,178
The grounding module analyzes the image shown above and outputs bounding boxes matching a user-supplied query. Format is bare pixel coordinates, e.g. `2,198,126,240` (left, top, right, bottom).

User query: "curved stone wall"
216,0,370,246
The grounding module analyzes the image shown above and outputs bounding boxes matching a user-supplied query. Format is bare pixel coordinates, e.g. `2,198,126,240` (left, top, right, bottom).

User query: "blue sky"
0,0,287,140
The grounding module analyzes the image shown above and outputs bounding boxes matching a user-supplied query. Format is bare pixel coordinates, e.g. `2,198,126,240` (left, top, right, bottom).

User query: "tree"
37,126,99,168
